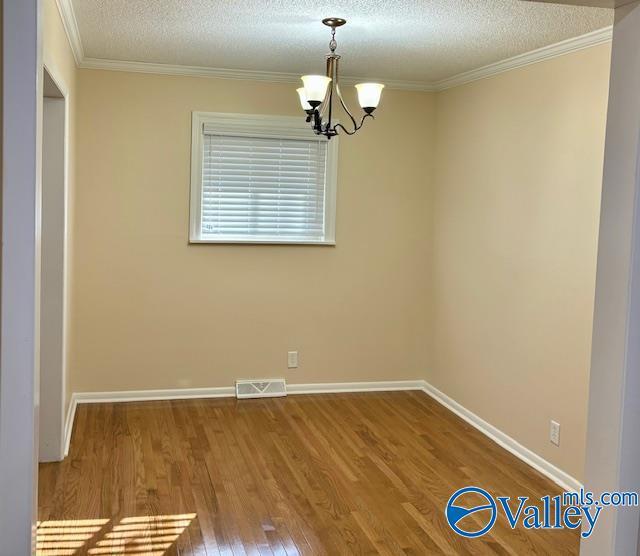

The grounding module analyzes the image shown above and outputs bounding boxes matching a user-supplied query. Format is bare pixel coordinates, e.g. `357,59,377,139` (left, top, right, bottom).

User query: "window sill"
189,237,336,246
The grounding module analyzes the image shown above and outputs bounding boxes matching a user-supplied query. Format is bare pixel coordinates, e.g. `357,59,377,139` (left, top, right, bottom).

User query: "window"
190,112,338,244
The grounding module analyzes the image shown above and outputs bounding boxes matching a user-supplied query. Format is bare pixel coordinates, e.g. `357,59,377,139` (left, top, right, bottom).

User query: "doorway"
39,66,67,462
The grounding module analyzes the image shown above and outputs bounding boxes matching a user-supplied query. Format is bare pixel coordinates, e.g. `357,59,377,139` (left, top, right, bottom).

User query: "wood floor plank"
38,392,579,555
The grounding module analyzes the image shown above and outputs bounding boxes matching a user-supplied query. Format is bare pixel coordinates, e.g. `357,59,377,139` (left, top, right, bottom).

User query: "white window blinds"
190,113,337,244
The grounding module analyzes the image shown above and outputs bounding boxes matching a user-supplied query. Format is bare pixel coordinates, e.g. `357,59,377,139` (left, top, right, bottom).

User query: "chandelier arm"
326,82,335,134
332,122,357,136
334,82,359,133
333,54,358,131
312,110,323,134
333,113,374,136
318,56,334,123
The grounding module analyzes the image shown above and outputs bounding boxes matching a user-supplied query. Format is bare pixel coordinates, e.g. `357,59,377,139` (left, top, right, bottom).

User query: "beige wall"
70,70,435,392
43,0,77,413
430,44,611,481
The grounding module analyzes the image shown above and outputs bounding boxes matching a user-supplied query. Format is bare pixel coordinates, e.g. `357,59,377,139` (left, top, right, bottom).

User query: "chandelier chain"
329,27,337,53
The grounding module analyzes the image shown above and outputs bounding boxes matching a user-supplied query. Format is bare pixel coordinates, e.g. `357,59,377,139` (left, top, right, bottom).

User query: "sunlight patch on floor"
36,514,196,555
37,519,110,555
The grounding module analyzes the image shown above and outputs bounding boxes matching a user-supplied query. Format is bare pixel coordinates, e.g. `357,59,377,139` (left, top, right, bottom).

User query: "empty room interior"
13,0,640,553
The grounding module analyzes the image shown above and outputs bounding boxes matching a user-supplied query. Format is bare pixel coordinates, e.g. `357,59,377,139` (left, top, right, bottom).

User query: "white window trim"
189,111,338,245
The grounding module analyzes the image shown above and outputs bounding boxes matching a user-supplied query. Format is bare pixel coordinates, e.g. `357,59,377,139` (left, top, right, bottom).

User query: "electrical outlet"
287,351,298,369
550,420,561,446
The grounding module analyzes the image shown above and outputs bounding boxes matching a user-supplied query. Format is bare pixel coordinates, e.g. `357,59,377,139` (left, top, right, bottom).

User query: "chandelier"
296,18,384,139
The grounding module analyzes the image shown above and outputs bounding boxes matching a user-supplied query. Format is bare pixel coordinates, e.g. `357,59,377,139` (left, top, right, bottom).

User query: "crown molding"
433,25,613,91
54,0,84,65
79,57,436,92
54,0,611,94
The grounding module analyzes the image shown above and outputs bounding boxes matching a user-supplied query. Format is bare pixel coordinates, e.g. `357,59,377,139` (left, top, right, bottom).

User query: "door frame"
39,62,68,462
0,0,42,552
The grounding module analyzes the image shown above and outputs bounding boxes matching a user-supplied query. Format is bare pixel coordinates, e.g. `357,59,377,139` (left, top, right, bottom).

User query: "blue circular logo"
445,487,497,538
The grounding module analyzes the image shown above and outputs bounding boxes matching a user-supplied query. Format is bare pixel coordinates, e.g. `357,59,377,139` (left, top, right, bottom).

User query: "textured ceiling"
71,0,613,84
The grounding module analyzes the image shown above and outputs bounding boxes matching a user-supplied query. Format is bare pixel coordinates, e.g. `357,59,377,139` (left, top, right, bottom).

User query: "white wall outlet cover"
550,420,561,446
287,351,298,369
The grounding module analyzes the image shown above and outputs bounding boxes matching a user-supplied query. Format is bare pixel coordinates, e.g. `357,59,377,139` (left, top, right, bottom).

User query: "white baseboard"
69,380,423,406
63,395,77,457
287,380,425,395
421,381,582,492
73,386,235,404
63,379,582,492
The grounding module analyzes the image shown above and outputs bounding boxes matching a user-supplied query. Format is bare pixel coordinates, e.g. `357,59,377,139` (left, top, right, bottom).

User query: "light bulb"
355,83,384,113
296,87,313,111
301,75,331,106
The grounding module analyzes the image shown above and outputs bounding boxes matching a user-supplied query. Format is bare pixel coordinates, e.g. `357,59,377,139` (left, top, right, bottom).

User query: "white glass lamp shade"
296,87,313,111
301,75,331,105
355,82,385,111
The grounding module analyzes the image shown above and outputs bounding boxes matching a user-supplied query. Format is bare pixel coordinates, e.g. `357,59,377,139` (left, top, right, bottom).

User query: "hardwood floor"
38,391,579,555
